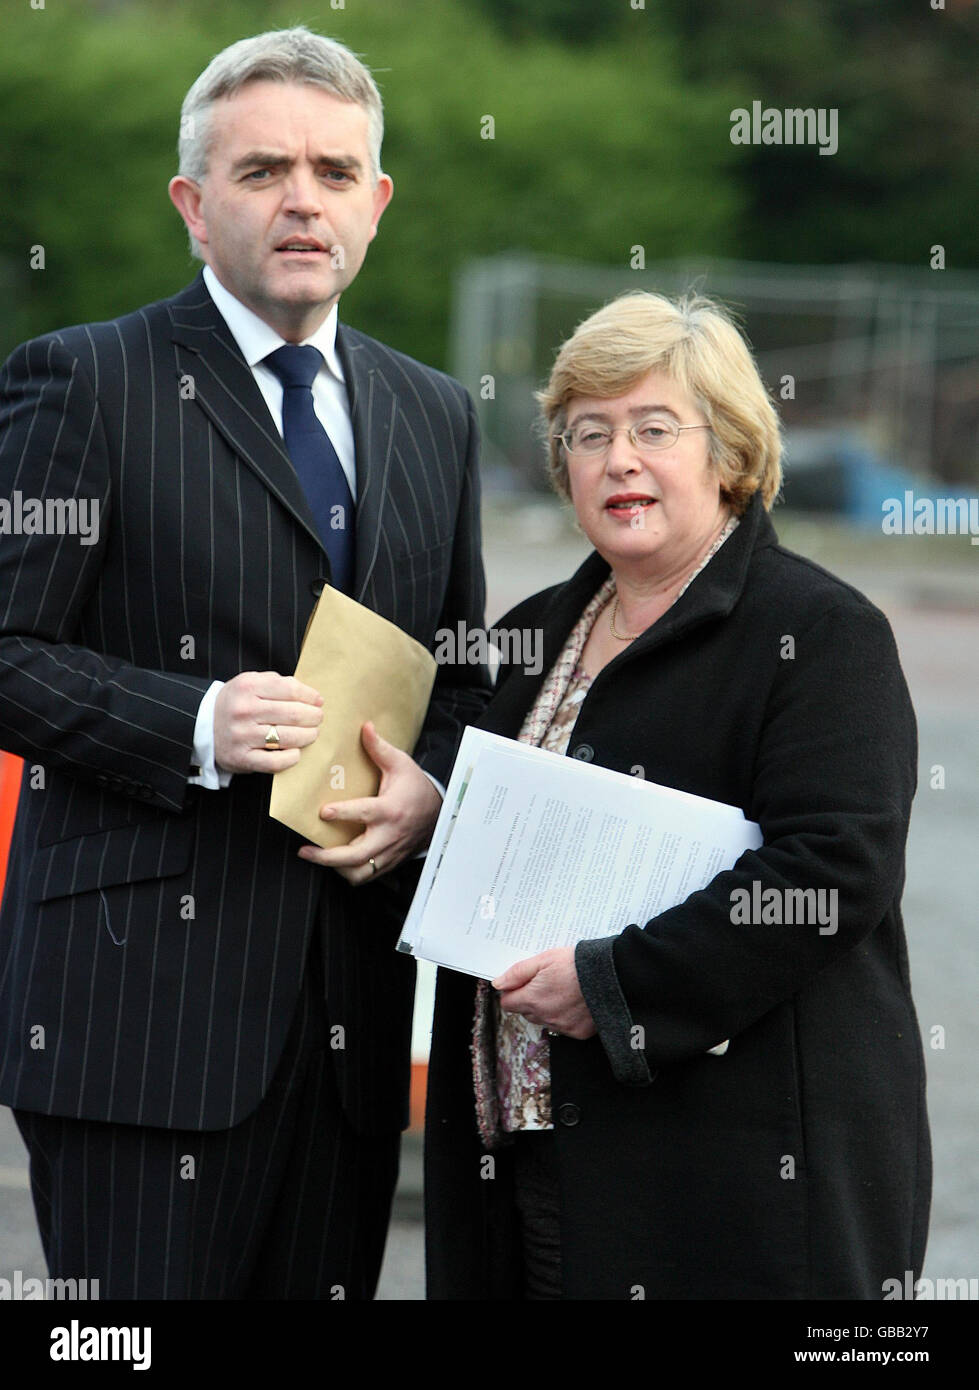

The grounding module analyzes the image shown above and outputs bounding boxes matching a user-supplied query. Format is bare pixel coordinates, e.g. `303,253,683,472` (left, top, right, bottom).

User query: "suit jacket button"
310,576,329,597
571,744,594,762
557,1102,581,1126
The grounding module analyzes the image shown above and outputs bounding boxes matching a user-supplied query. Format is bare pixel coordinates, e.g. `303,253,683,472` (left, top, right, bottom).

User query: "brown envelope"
269,585,437,848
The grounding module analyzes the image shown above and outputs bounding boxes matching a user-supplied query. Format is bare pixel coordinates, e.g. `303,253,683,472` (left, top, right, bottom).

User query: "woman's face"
563,368,728,580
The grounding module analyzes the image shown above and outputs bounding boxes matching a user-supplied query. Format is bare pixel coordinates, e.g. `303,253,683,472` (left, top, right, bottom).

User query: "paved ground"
1,503,976,1300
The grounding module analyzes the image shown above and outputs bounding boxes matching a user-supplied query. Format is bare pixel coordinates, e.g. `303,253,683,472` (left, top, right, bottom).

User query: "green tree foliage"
0,0,974,364
465,0,626,44
0,9,211,351
0,0,737,361
656,0,979,266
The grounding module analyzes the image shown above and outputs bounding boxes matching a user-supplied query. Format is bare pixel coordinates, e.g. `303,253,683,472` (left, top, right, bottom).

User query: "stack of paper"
398,727,763,982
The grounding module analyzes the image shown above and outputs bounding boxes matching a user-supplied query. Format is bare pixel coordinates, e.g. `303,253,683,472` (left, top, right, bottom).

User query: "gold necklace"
609,595,642,641
609,516,733,642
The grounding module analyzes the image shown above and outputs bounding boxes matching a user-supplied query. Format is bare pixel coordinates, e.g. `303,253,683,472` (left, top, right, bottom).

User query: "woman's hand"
493,947,597,1039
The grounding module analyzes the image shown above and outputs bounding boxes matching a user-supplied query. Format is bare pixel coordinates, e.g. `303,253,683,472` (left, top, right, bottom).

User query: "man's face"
170,81,393,340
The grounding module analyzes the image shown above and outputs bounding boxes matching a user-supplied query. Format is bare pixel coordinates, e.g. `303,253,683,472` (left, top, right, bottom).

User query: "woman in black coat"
424,290,931,1300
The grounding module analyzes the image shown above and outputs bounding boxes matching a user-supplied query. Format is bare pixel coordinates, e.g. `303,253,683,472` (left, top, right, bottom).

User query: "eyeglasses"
554,418,711,457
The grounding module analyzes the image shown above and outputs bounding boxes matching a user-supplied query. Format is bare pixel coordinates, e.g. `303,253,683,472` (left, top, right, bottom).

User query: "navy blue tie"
265,344,355,595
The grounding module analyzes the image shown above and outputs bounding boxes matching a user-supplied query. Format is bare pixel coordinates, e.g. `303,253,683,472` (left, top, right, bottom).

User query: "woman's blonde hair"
536,291,782,513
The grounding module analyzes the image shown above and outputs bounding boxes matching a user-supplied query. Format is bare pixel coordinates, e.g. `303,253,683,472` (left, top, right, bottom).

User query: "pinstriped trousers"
13,946,400,1300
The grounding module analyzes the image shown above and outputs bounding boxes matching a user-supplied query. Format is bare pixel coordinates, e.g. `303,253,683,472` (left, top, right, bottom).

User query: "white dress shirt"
189,269,446,809
190,266,355,788
201,265,357,496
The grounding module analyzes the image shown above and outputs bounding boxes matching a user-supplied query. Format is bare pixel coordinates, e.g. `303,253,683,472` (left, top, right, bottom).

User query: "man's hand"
493,947,597,1040
214,671,323,773
298,721,442,885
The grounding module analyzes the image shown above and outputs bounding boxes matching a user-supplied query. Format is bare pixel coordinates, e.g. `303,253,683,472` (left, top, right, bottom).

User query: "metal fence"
451,255,979,495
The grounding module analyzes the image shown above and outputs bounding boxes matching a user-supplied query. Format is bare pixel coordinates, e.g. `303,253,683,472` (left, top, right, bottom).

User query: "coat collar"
167,274,394,602
516,493,779,694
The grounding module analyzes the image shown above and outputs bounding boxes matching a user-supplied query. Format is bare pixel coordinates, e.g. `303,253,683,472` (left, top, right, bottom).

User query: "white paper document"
398,727,763,981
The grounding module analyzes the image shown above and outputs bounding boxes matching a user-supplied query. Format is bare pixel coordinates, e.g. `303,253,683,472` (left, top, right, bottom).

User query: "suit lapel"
167,278,325,556
335,325,398,603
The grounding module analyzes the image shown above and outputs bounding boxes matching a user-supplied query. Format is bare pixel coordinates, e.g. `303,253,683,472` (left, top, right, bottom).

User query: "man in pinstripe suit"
0,28,489,1298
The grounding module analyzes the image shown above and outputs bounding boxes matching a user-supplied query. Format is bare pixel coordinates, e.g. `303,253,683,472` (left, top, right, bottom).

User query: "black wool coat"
424,494,931,1300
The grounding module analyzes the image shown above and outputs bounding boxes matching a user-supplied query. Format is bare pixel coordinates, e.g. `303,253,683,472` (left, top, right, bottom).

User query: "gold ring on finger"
264,725,280,749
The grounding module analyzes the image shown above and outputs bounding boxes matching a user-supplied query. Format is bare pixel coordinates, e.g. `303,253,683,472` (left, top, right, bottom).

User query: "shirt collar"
202,265,344,381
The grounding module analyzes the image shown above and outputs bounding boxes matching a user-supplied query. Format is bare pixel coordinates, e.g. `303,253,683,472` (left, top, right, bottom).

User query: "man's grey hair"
177,27,385,257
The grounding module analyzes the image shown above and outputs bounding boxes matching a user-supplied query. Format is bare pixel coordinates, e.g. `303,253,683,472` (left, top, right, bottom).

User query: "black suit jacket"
0,274,490,1133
